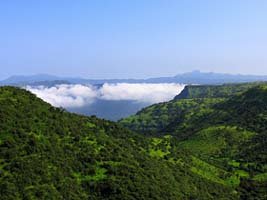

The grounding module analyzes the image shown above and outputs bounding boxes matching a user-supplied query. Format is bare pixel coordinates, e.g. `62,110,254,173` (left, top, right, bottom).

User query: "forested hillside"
0,86,240,200
120,82,267,133
120,83,267,199
174,82,267,100
0,85,266,199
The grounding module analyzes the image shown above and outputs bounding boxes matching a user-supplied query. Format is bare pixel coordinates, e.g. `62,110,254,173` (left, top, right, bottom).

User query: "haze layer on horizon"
1,0,267,79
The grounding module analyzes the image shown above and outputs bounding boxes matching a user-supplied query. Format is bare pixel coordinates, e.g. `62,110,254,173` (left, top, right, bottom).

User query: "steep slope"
163,86,267,136
119,97,224,134
174,86,267,199
174,82,267,100
120,84,267,199
120,82,267,134
0,86,237,200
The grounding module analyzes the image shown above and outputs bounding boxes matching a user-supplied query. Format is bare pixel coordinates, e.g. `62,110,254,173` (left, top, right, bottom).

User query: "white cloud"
26,83,185,108
26,84,98,107
99,83,185,103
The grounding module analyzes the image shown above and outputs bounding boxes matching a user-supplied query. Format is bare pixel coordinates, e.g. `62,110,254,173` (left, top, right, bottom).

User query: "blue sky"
1,0,267,79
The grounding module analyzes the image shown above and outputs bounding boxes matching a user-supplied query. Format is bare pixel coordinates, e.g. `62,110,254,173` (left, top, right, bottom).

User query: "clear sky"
1,0,267,79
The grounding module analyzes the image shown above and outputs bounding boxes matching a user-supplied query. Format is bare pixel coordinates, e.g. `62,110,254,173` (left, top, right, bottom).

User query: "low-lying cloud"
26,83,185,108
26,84,98,107
99,83,185,103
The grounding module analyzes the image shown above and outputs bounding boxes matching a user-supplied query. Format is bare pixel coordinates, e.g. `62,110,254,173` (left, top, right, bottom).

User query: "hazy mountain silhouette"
2,71,267,85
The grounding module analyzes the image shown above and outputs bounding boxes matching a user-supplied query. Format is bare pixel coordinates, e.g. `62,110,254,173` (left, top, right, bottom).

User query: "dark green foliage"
0,86,239,199
121,83,267,199
1,84,267,199
175,82,267,100
119,97,224,134
120,82,267,134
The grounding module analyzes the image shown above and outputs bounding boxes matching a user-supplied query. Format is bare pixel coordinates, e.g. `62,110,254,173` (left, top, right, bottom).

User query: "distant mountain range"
2,70,267,86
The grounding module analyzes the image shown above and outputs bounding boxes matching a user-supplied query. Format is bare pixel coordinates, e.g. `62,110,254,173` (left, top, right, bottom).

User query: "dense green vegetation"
0,86,240,199
1,84,267,199
120,97,224,134
121,83,267,199
175,82,267,100
120,82,267,134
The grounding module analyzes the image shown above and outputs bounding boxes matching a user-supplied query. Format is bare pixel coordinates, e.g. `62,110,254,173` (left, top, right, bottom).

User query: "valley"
2,1,267,199
0,83,266,199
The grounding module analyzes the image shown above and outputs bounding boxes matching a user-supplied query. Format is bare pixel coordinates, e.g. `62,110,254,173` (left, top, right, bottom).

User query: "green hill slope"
119,97,224,134
119,82,267,134
176,86,267,199
174,82,267,100
0,86,240,200
120,84,267,199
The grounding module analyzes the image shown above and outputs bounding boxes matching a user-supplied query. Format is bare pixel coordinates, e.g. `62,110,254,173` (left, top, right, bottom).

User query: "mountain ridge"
2,71,267,86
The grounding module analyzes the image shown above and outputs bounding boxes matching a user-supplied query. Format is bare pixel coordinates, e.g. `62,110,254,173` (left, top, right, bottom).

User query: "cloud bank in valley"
26,84,98,107
26,83,185,108
99,83,185,103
